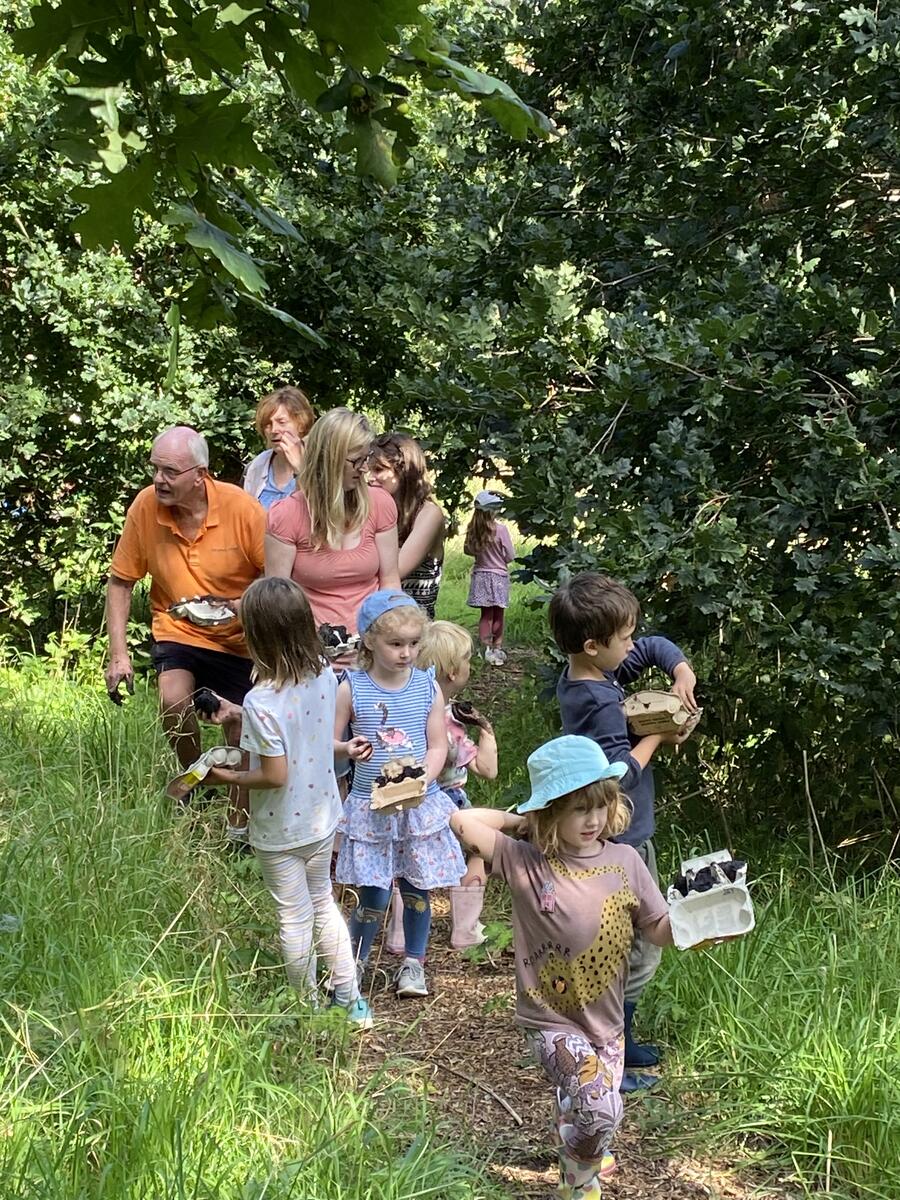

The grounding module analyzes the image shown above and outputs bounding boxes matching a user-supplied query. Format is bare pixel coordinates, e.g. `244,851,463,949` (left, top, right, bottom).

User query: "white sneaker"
483,647,498,665
492,647,507,665
395,956,428,998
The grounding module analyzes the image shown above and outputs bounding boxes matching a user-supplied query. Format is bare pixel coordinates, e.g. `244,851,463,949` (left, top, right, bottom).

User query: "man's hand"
671,663,699,712
105,654,134,706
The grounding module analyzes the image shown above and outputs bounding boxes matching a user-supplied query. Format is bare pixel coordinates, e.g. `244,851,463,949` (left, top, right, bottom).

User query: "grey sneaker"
395,956,428,998
491,647,508,665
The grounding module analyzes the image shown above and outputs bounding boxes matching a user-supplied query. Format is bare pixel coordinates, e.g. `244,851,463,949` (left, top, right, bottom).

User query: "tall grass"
0,662,503,1199
646,852,900,1200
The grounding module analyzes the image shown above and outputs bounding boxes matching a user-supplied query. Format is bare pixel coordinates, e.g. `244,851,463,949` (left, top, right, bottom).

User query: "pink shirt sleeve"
370,485,398,533
267,491,310,546
629,849,670,930
499,523,514,563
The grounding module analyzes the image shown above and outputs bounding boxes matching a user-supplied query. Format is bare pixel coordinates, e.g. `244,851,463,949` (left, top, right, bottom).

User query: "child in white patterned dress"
334,590,466,999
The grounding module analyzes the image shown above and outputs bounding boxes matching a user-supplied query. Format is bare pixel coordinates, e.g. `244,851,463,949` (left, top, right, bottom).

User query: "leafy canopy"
14,0,553,330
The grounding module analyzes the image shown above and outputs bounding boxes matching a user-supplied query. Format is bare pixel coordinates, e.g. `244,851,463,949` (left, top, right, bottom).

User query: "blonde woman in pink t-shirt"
265,408,401,653
451,735,673,1200
463,490,515,665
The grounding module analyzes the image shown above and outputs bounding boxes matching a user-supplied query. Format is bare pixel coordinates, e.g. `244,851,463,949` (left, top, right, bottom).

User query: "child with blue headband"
334,590,466,1001
451,734,673,1200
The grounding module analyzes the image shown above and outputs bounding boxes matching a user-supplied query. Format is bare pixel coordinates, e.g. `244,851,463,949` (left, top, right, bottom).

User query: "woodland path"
351,650,792,1200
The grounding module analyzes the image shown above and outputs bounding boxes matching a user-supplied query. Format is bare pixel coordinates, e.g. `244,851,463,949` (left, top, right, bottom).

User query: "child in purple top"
452,735,673,1200
464,490,515,665
550,572,698,1093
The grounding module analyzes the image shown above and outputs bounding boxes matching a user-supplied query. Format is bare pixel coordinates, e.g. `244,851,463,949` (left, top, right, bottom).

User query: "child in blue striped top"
334,590,466,999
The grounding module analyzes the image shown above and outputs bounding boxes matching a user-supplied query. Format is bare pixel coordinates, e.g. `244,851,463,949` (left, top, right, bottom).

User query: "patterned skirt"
335,786,466,891
467,568,510,609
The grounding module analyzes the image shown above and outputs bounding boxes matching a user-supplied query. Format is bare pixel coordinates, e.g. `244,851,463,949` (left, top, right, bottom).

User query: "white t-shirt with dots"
240,671,341,852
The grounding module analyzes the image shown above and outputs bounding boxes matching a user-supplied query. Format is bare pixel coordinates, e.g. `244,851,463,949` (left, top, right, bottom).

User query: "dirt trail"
353,650,791,1199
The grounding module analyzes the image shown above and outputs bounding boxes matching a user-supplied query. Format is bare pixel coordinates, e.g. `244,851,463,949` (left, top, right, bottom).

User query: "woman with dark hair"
367,433,446,618
244,386,316,511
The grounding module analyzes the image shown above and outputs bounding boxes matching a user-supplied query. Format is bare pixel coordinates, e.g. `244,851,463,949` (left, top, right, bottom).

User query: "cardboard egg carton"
317,623,361,661
370,755,426,815
166,745,242,801
624,689,702,736
667,850,755,951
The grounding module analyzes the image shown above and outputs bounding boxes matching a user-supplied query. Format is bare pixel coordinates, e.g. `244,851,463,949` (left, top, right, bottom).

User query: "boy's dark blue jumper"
557,636,685,848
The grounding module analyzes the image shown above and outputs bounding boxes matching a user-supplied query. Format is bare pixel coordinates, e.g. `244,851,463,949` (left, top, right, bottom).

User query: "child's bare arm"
451,807,524,866
333,680,360,763
630,721,695,771
424,687,449,784
208,753,287,790
643,912,674,947
460,854,487,886
470,726,498,780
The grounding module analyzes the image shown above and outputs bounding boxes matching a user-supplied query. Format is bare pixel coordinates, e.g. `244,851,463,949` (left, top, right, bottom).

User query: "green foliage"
3,0,900,844
11,0,550,315
378,0,900,838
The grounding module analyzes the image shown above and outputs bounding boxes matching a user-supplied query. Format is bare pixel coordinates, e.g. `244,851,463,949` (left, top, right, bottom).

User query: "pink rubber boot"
449,883,486,949
384,887,405,955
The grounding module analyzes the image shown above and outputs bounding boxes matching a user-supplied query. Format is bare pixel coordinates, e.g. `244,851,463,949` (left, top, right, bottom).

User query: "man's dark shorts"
150,641,253,704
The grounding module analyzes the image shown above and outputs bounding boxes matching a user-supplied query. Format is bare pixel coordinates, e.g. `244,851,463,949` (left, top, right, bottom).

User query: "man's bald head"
152,426,209,469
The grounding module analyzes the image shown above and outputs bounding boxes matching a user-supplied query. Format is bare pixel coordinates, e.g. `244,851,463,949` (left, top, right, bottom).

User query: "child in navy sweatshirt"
550,573,698,1093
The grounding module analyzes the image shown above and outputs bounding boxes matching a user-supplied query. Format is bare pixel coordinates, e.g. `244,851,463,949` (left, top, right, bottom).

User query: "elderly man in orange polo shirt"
104,426,265,841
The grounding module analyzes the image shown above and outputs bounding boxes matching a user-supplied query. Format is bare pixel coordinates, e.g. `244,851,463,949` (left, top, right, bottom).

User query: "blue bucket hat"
517,735,628,813
357,589,419,635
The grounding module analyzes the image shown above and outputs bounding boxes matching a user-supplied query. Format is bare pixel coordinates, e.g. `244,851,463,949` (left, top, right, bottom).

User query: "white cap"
474,490,504,512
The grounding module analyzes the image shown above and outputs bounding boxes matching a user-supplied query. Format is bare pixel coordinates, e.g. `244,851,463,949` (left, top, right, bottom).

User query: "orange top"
110,478,265,656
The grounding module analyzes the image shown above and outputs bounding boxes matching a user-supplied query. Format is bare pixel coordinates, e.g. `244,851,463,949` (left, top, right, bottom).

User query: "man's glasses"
149,462,201,482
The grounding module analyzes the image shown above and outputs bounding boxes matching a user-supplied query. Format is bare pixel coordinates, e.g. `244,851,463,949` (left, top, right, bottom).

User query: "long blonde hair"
526,779,632,857
296,407,372,550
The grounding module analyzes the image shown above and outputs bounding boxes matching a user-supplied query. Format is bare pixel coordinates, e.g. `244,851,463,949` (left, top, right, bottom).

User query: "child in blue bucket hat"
451,735,674,1200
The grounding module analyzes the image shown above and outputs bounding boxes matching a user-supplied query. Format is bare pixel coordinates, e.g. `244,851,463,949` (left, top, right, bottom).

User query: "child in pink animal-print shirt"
451,735,673,1200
